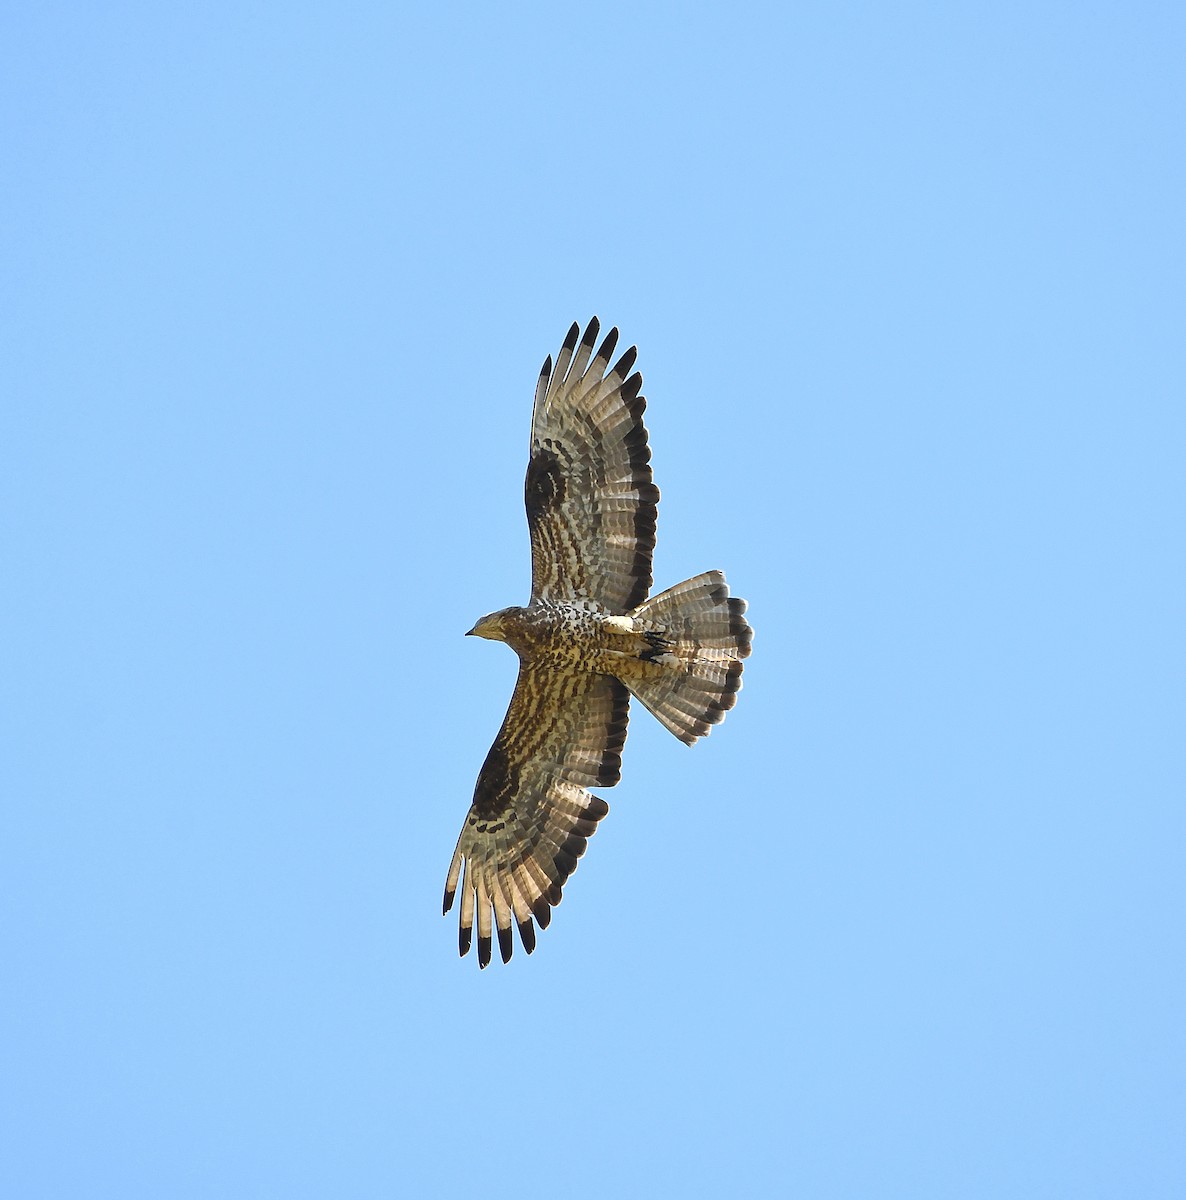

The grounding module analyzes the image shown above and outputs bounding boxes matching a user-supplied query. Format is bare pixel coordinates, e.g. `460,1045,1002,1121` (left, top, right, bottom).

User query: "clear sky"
3,3,1183,1197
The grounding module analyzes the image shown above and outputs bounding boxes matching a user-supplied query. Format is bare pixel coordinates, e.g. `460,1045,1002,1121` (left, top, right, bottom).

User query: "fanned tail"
623,570,753,745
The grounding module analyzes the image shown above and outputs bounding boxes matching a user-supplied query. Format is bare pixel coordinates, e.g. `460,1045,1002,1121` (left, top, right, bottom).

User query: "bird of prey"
444,318,752,967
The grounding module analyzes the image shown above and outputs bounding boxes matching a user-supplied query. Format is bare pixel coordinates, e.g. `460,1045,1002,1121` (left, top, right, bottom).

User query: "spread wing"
443,665,628,967
525,317,659,611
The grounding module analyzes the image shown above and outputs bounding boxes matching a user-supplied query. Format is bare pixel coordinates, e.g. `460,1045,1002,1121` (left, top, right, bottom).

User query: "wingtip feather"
518,918,537,955
497,924,513,964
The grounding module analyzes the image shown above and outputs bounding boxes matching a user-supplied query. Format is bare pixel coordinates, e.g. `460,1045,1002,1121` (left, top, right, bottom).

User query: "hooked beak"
466,616,497,640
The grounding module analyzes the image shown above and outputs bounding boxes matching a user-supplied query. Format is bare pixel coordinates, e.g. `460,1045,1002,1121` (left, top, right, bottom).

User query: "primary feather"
445,319,752,966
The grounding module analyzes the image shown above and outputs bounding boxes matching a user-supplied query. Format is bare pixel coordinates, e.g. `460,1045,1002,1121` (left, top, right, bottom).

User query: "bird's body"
445,318,752,967
471,602,675,681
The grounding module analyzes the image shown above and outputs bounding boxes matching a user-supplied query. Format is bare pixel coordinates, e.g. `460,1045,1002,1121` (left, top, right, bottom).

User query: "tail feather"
623,570,752,745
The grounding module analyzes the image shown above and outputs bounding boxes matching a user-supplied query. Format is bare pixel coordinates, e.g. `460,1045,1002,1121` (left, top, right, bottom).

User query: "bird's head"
465,609,511,642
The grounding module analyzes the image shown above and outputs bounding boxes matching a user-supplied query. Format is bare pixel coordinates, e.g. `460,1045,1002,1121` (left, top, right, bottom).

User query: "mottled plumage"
444,318,752,967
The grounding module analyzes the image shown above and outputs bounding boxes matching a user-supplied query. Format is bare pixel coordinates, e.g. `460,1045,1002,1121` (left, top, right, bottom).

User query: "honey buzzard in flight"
444,318,752,966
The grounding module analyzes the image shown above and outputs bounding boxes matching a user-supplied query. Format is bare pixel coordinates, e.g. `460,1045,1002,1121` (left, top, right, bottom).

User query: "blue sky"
3,2,1183,1196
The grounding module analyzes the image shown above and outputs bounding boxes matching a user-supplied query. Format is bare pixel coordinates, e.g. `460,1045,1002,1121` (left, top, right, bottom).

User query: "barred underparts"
444,318,753,967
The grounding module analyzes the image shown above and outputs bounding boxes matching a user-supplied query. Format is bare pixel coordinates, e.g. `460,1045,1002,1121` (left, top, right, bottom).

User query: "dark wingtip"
538,353,553,381
443,887,455,915
581,317,600,349
552,846,579,880
459,924,472,957
562,322,580,352
620,371,643,404
518,918,537,955
497,923,514,964
613,344,638,379
478,934,492,969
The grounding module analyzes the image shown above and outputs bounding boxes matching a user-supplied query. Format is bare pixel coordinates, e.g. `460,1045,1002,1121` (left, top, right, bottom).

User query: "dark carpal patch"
473,742,520,817
445,318,751,970
525,444,566,519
